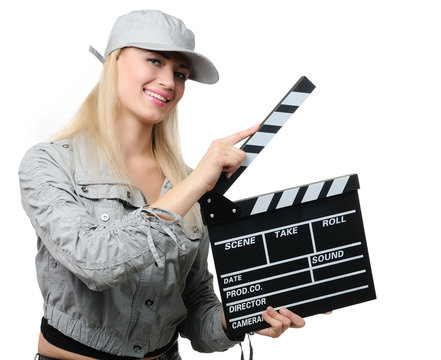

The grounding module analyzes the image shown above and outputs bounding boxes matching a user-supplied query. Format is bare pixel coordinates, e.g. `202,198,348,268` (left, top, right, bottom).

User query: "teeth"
145,90,169,102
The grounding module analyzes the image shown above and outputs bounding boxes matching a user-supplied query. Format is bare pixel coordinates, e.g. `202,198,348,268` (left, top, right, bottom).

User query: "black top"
41,317,178,360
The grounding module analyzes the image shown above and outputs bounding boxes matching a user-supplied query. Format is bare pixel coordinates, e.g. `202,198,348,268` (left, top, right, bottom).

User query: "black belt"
36,342,178,360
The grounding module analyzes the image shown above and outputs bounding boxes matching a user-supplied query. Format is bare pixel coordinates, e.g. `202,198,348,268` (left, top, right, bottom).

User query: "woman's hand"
191,124,260,193
256,306,305,338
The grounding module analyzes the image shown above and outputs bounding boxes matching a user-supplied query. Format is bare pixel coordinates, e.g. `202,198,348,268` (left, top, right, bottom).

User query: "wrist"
186,169,213,194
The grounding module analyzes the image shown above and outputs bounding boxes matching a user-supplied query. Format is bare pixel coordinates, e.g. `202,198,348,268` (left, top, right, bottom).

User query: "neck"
117,114,155,160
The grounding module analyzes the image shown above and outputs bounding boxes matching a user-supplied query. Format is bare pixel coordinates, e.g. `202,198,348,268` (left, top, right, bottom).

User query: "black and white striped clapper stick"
212,76,316,196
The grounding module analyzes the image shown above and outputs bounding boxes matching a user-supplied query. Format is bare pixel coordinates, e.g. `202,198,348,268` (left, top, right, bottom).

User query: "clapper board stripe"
213,76,316,195
235,174,360,216
242,90,313,166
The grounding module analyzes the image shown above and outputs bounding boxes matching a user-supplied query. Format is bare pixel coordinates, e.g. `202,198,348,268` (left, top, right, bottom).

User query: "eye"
175,72,189,82
147,58,162,66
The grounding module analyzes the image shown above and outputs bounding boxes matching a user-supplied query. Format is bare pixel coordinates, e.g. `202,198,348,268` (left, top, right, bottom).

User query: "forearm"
175,228,239,351
150,171,207,217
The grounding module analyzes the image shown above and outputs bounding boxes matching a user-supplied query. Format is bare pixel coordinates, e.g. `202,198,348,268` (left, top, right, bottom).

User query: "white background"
1,0,440,358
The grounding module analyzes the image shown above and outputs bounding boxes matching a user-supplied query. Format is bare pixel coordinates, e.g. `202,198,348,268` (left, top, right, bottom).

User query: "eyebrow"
153,50,191,70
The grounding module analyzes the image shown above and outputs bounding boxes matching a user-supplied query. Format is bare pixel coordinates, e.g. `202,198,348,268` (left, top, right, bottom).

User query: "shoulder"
19,140,73,175
21,139,72,160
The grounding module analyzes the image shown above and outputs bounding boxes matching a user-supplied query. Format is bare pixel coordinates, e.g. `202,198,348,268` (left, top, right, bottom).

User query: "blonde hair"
53,50,203,231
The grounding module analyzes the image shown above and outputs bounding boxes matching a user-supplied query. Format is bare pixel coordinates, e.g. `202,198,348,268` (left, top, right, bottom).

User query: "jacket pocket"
75,183,139,224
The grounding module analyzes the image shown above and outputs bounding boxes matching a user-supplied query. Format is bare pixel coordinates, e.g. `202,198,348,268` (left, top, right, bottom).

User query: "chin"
139,113,167,125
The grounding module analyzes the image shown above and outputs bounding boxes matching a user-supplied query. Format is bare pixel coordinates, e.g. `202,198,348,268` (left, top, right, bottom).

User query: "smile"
144,89,170,103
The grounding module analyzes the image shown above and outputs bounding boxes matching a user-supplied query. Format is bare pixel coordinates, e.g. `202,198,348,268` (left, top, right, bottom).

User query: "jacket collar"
71,134,125,185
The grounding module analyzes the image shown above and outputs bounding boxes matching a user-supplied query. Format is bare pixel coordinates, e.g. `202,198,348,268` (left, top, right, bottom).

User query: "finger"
255,312,281,338
279,307,306,328
256,307,292,338
223,148,247,178
267,307,291,333
223,124,260,146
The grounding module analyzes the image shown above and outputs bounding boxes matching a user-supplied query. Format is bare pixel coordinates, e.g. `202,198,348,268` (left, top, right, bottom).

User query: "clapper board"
199,76,376,337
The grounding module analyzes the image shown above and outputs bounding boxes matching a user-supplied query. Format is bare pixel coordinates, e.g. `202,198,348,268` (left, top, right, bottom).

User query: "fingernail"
279,307,288,315
267,306,276,315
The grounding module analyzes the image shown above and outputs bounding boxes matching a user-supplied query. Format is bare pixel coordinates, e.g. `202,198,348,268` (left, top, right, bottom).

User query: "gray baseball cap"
90,10,219,84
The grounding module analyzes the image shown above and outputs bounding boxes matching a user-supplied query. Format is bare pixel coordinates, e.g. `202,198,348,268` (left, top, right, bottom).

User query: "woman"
19,10,305,360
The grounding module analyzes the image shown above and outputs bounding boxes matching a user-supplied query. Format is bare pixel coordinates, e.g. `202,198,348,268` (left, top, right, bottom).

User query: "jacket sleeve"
19,143,183,291
178,230,244,352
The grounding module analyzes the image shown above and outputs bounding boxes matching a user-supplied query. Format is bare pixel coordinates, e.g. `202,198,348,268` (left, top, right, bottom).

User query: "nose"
158,66,175,90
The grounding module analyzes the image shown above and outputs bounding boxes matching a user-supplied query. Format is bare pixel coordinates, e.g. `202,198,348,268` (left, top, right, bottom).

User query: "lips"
144,89,171,104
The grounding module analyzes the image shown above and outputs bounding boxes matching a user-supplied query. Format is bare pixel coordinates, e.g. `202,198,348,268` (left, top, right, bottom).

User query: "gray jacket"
19,138,240,358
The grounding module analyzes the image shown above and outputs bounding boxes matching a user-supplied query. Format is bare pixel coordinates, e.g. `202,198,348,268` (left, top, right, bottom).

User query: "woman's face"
116,47,190,124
